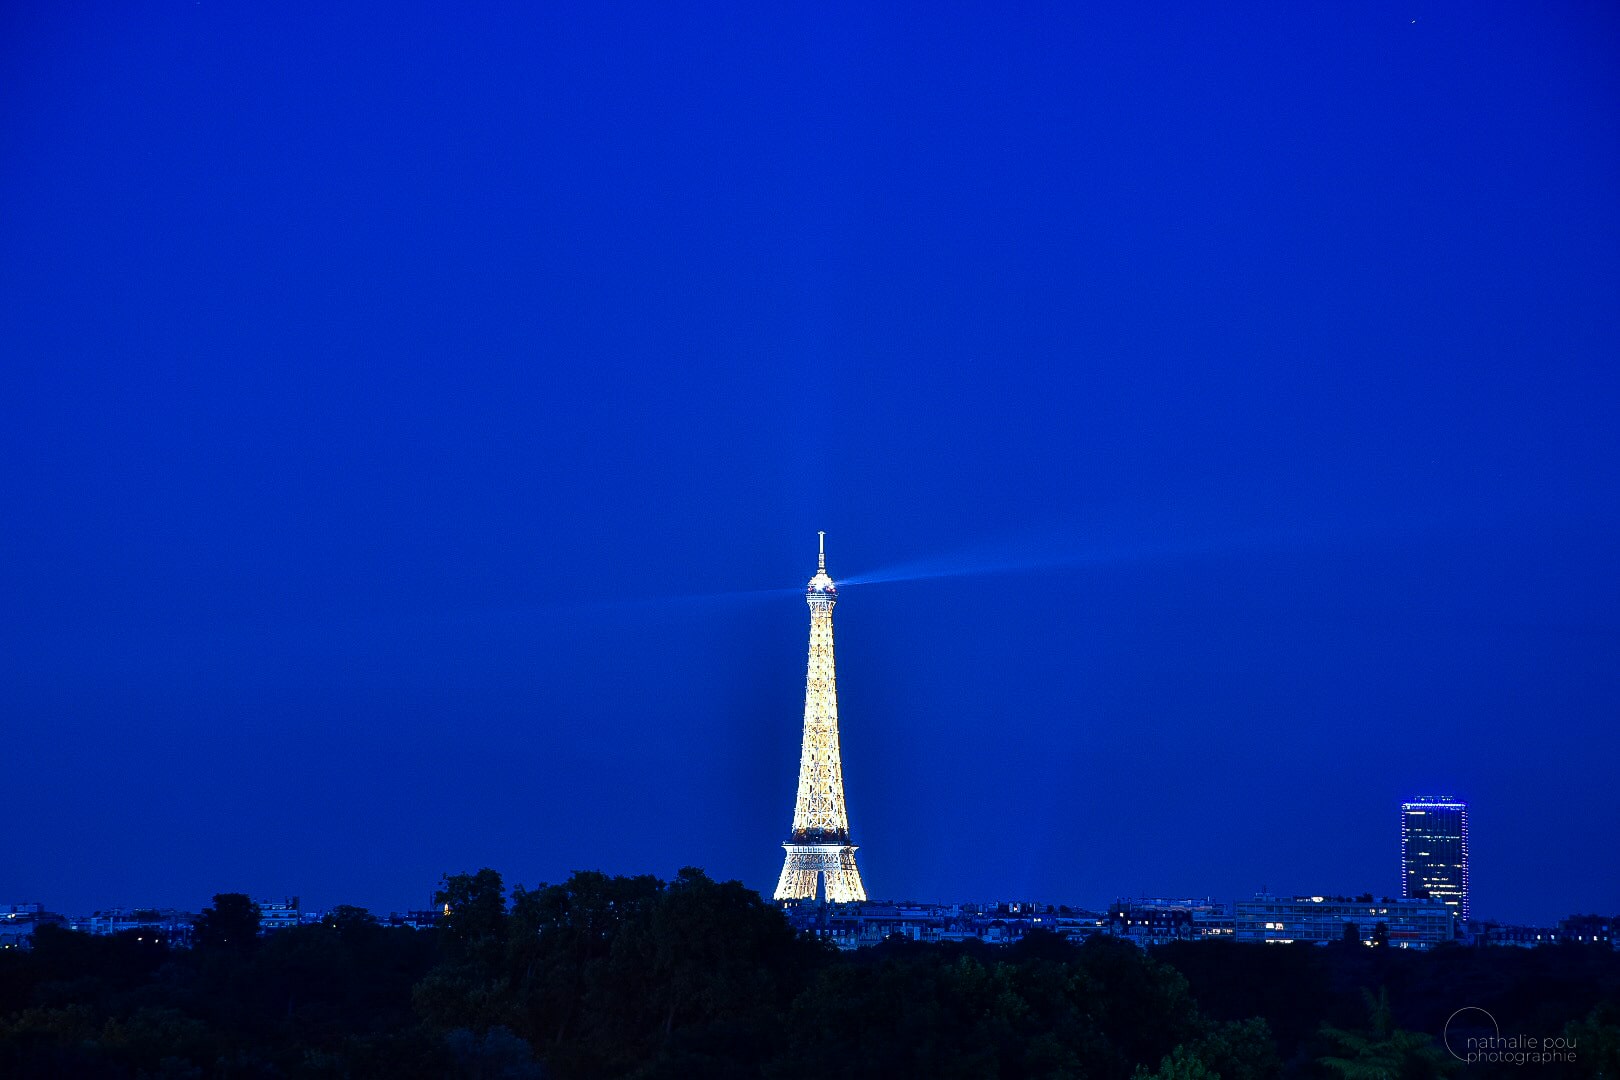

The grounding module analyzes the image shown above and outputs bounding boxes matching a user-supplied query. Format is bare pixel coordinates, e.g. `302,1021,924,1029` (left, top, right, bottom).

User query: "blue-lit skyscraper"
1401,796,1470,921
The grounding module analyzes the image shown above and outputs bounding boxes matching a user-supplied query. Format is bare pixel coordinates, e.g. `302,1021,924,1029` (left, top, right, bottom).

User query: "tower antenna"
818,530,826,571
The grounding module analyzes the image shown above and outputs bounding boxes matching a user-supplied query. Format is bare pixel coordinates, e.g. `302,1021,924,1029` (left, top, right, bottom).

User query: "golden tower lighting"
774,532,868,903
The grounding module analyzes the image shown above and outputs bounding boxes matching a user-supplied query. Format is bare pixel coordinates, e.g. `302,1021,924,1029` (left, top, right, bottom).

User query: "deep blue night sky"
3,3,1617,924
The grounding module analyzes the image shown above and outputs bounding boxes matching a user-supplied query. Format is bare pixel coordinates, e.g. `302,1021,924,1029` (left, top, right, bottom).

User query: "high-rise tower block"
1401,796,1470,921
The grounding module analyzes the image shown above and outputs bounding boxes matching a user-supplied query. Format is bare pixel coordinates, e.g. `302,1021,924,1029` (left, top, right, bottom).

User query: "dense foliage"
1,870,1616,1078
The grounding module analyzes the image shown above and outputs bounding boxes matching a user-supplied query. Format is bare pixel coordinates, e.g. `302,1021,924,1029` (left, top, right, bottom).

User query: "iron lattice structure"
774,534,868,903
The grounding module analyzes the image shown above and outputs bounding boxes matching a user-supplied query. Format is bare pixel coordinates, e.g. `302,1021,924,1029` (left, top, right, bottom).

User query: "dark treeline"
2,868,1617,1078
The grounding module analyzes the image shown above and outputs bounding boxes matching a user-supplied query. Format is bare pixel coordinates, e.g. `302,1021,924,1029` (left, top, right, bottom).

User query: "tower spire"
774,534,868,904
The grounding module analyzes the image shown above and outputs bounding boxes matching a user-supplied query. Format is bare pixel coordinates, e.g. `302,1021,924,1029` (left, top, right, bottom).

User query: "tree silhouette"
323,904,380,934
4,868,1616,1079
1133,1044,1218,1079
192,894,260,951
436,869,506,949
1316,987,1456,1079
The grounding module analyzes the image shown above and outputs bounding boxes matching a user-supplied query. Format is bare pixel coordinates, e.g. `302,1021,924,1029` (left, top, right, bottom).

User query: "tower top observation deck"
807,530,837,603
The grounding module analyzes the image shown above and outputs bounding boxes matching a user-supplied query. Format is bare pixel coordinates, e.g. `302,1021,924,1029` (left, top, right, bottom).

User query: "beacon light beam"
837,517,1381,590
469,584,803,619
566,585,804,609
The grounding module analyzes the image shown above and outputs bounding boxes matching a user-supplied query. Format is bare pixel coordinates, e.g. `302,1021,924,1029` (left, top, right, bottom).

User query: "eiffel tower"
774,533,868,903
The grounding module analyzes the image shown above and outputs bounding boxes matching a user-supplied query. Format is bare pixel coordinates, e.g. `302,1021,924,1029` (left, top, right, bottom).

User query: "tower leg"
774,845,866,903
775,865,819,901
824,848,867,903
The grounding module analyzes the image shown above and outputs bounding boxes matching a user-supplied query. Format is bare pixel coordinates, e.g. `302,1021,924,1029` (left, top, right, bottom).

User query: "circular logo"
1443,1006,1501,1062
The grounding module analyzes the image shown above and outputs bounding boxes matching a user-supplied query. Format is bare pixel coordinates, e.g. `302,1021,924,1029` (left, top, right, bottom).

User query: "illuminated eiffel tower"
774,532,868,903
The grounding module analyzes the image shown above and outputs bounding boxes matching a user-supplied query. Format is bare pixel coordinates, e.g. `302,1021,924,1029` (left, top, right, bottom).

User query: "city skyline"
0,791,1528,928
3,4,1617,926
0,518,1608,923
